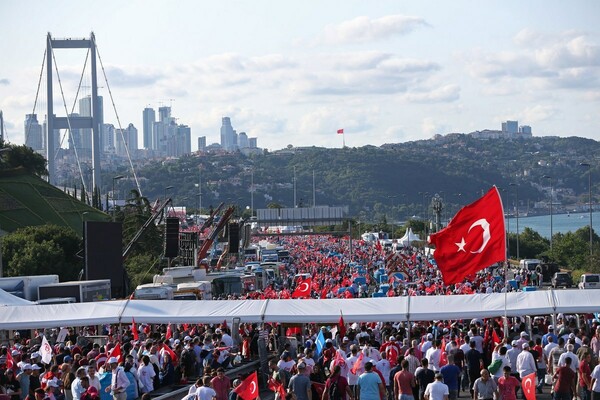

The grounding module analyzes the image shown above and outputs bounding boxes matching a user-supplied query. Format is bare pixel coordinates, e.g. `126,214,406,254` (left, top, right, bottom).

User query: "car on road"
578,273,600,289
551,272,573,289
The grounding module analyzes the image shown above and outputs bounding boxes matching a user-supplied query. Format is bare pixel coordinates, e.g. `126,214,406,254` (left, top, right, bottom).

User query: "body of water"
507,211,600,239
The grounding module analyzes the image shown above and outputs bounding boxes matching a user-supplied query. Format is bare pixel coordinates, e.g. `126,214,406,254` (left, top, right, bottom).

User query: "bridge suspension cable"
24,49,47,146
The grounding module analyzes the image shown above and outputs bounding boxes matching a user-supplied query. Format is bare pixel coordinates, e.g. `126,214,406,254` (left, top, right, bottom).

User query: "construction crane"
196,206,235,265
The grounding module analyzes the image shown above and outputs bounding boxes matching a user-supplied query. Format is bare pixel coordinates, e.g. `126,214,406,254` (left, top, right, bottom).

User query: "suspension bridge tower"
46,32,101,189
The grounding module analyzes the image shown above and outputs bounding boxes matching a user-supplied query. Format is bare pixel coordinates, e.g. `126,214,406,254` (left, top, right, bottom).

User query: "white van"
578,274,600,289
519,259,541,271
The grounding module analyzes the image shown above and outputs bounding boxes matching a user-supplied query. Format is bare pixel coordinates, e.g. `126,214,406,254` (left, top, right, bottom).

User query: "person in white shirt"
490,341,510,382
71,367,87,400
137,355,156,394
195,376,217,400
543,336,558,374
516,343,536,379
86,365,101,391
426,340,442,372
590,363,600,397
104,357,129,400
421,334,434,355
424,373,449,400
557,344,579,373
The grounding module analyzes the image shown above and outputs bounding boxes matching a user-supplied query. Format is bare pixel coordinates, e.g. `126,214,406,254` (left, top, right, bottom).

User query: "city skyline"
1,1,599,151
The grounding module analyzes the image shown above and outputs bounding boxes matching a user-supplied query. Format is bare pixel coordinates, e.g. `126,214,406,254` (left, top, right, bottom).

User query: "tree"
0,139,48,176
1,225,82,280
120,189,163,288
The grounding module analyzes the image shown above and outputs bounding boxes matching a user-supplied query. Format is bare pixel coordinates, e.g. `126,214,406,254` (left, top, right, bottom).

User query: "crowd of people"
231,235,515,301
3,312,600,400
272,315,600,400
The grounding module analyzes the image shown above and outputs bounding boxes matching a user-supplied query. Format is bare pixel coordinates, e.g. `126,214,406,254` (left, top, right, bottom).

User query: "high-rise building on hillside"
198,136,206,151
24,114,44,153
116,123,138,157
143,107,155,149
238,131,248,148
220,117,236,151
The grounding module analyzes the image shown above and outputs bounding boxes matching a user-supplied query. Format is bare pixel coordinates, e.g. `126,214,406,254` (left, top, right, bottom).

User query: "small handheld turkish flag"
521,372,537,400
428,186,505,285
234,371,259,400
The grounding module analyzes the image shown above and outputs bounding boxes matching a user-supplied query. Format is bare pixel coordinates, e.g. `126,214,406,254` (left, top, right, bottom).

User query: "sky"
1,0,599,151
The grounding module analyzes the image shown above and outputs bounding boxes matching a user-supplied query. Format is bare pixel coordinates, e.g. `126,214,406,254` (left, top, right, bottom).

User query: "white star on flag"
455,237,467,252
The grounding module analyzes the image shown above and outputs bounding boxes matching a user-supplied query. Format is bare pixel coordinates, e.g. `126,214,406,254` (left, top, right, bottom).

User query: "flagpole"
343,132,346,148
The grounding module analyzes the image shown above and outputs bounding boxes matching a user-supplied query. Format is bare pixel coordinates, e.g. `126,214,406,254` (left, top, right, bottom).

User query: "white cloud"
468,31,600,93
404,84,460,103
521,105,560,123
320,15,428,45
421,118,450,137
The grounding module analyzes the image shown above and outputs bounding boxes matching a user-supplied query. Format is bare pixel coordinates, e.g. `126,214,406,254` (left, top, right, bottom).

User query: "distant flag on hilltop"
337,129,344,134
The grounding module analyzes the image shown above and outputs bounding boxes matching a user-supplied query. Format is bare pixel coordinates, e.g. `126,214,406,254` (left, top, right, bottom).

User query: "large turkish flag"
428,186,505,285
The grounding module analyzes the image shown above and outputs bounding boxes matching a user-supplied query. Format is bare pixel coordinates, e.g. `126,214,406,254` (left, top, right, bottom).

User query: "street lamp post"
509,183,519,260
112,175,125,221
543,175,553,253
581,163,593,267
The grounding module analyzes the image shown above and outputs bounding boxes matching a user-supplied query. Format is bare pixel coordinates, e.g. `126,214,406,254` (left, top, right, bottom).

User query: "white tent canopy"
0,289,598,329
0,288,35,306
397,228,421,247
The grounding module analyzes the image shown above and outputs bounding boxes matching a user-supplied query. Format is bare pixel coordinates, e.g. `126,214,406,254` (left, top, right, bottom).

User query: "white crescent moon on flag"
299,282,309,292
249,381,257,395
468,218,491,254
523,377,532,393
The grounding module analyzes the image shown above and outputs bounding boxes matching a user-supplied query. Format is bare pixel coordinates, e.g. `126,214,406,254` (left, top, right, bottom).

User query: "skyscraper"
116,123,138,157
24,114,44,152
198,136,206,151
103,123,115,152
501,120,518,134
238,131,249,148
220,117,235,151
142,107,155,149
248,137,258,148
78,95,104,157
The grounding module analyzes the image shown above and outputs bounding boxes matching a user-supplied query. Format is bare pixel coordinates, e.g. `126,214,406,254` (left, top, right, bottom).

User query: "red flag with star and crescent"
234,371,259,400
521,372,536,400
292,277,312,298
428,186,505,285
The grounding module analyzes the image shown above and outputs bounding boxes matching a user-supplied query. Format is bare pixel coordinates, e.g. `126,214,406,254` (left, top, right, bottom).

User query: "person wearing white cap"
542,325,558,347
16,363,32,400
104,357,129,400
516,343,536,379
421,334,434,355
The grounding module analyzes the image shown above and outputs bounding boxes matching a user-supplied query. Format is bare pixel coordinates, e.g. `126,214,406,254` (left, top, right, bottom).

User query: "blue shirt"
358,371,382,400
440,364,461,391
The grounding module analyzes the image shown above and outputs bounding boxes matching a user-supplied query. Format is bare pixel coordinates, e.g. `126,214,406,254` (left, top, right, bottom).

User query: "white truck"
134,283,174,300
0,275,59,301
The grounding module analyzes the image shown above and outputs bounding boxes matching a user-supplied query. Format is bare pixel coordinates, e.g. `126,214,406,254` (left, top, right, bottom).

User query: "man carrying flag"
428,187,505,285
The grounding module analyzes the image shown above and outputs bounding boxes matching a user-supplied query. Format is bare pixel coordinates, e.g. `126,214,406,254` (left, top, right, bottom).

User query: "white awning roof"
0,289,597,329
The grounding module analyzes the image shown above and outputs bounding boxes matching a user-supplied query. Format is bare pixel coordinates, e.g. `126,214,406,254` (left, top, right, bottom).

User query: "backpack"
328,376,342,400
487,359,502,375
